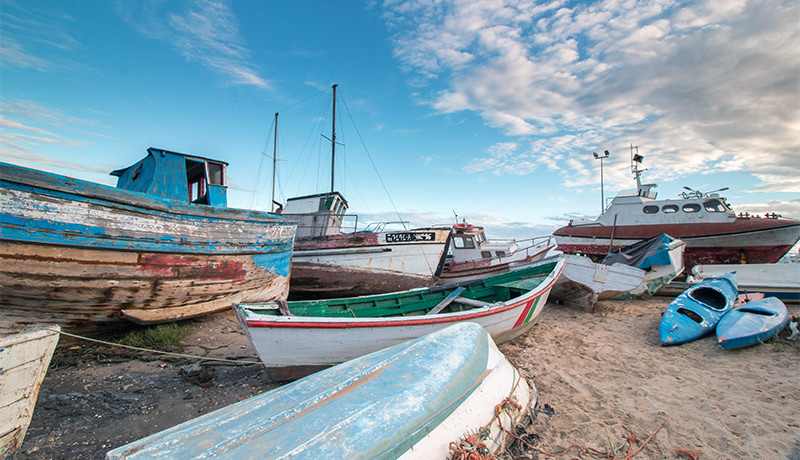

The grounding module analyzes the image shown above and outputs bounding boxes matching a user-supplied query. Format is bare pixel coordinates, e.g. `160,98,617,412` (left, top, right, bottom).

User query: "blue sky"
2,0,799,240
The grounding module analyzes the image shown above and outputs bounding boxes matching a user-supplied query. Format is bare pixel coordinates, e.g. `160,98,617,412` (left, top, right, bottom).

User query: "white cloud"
383,0,800,194
115,0,269,89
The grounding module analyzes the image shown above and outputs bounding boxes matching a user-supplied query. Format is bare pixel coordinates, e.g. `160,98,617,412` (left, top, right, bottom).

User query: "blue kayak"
716,297,789,349
660,273,738,346
106,322,531,459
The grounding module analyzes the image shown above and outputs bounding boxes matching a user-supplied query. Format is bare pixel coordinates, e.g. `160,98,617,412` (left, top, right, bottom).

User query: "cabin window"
453,237,475,249
704,199,726,212
481,251,492,258
207,162,225,186
186,159,207,202
495,251,506,257
682,203,701,213
475,233,487,245
643,205,659,214
662,204,679,213
321,197,342,217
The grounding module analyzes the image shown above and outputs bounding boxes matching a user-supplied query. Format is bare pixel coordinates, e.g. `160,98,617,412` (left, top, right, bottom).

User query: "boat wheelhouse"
438,222,554,284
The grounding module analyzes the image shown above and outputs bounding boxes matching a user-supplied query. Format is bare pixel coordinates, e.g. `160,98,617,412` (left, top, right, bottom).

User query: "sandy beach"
15,296,800,460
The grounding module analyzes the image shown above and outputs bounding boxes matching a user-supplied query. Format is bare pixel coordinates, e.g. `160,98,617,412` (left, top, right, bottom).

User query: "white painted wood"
0,326,60,458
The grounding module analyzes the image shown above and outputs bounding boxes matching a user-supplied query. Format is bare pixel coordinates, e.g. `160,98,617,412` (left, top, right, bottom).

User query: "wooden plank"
452,297,490,308
426,286,465,315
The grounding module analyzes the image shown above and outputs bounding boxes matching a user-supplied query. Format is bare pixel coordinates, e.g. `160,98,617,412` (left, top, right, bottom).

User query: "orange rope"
675,448,703,460
500,423,663,460
448,370,663,460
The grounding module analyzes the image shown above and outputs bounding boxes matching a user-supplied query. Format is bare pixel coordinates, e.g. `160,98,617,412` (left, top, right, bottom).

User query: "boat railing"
449,235,555,270
287,212,360,235
360,221,411,233
514,235,556,253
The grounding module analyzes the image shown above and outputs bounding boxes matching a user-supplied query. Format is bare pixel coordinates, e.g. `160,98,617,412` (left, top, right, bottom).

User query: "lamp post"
593,150,610,212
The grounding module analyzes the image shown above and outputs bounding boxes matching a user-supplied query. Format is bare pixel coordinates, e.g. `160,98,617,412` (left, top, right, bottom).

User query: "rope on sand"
503,423,662,460
55,330,262,365
674,448,703,460
449,383,664,460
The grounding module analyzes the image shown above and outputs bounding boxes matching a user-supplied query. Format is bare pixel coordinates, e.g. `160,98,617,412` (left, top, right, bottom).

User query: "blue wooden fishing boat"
0,148,296,335
105,322,532,460
659,273,737,346
716,297,789,349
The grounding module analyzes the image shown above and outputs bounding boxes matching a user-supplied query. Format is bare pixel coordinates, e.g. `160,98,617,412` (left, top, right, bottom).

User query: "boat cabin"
282,192,349,238
111,147,229,207
449,223,518,263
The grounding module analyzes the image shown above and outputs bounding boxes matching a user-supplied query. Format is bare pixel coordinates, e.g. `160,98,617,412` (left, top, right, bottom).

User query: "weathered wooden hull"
105,323,532,460
549,255,645,311
0,326,59,458
554,220,800,268
0,162,296,335
691,263,800,303
235,258,564,379
289,229,450,299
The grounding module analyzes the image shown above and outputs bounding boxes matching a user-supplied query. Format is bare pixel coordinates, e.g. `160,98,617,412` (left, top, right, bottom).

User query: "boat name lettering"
386,232,436,243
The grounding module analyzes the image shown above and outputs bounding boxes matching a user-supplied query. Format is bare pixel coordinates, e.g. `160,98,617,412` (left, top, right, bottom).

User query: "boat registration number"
386,232,436,243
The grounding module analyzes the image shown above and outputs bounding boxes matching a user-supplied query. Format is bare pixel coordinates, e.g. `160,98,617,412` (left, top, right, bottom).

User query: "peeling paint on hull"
0,162,296,336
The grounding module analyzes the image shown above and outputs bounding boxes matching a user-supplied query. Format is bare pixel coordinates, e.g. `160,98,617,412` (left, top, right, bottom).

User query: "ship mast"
271,112,278,212
330,84,337,193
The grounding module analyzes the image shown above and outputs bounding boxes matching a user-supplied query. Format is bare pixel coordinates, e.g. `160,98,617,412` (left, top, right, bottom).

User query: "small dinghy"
106,322,532,460
660,273,737,346
716,297,789,349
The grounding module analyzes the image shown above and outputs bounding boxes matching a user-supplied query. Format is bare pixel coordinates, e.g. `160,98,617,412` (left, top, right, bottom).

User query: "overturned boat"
106,323,533,460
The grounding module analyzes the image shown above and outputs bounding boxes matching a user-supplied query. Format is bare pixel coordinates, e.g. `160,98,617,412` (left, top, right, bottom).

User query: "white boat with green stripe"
234,257,564,380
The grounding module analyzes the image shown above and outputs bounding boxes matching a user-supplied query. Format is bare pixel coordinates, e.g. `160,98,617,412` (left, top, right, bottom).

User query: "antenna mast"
630,143,644,190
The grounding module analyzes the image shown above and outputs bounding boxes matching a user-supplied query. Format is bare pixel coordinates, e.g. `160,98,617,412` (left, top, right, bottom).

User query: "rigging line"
249,118,277,210
256,87,327,200
286,95,330,197
338,90,438,276
274,87,328,115
337,90,405,229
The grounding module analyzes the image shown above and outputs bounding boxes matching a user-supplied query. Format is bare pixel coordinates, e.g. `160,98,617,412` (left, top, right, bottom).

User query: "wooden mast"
330,84,337,193
271,112,278,212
